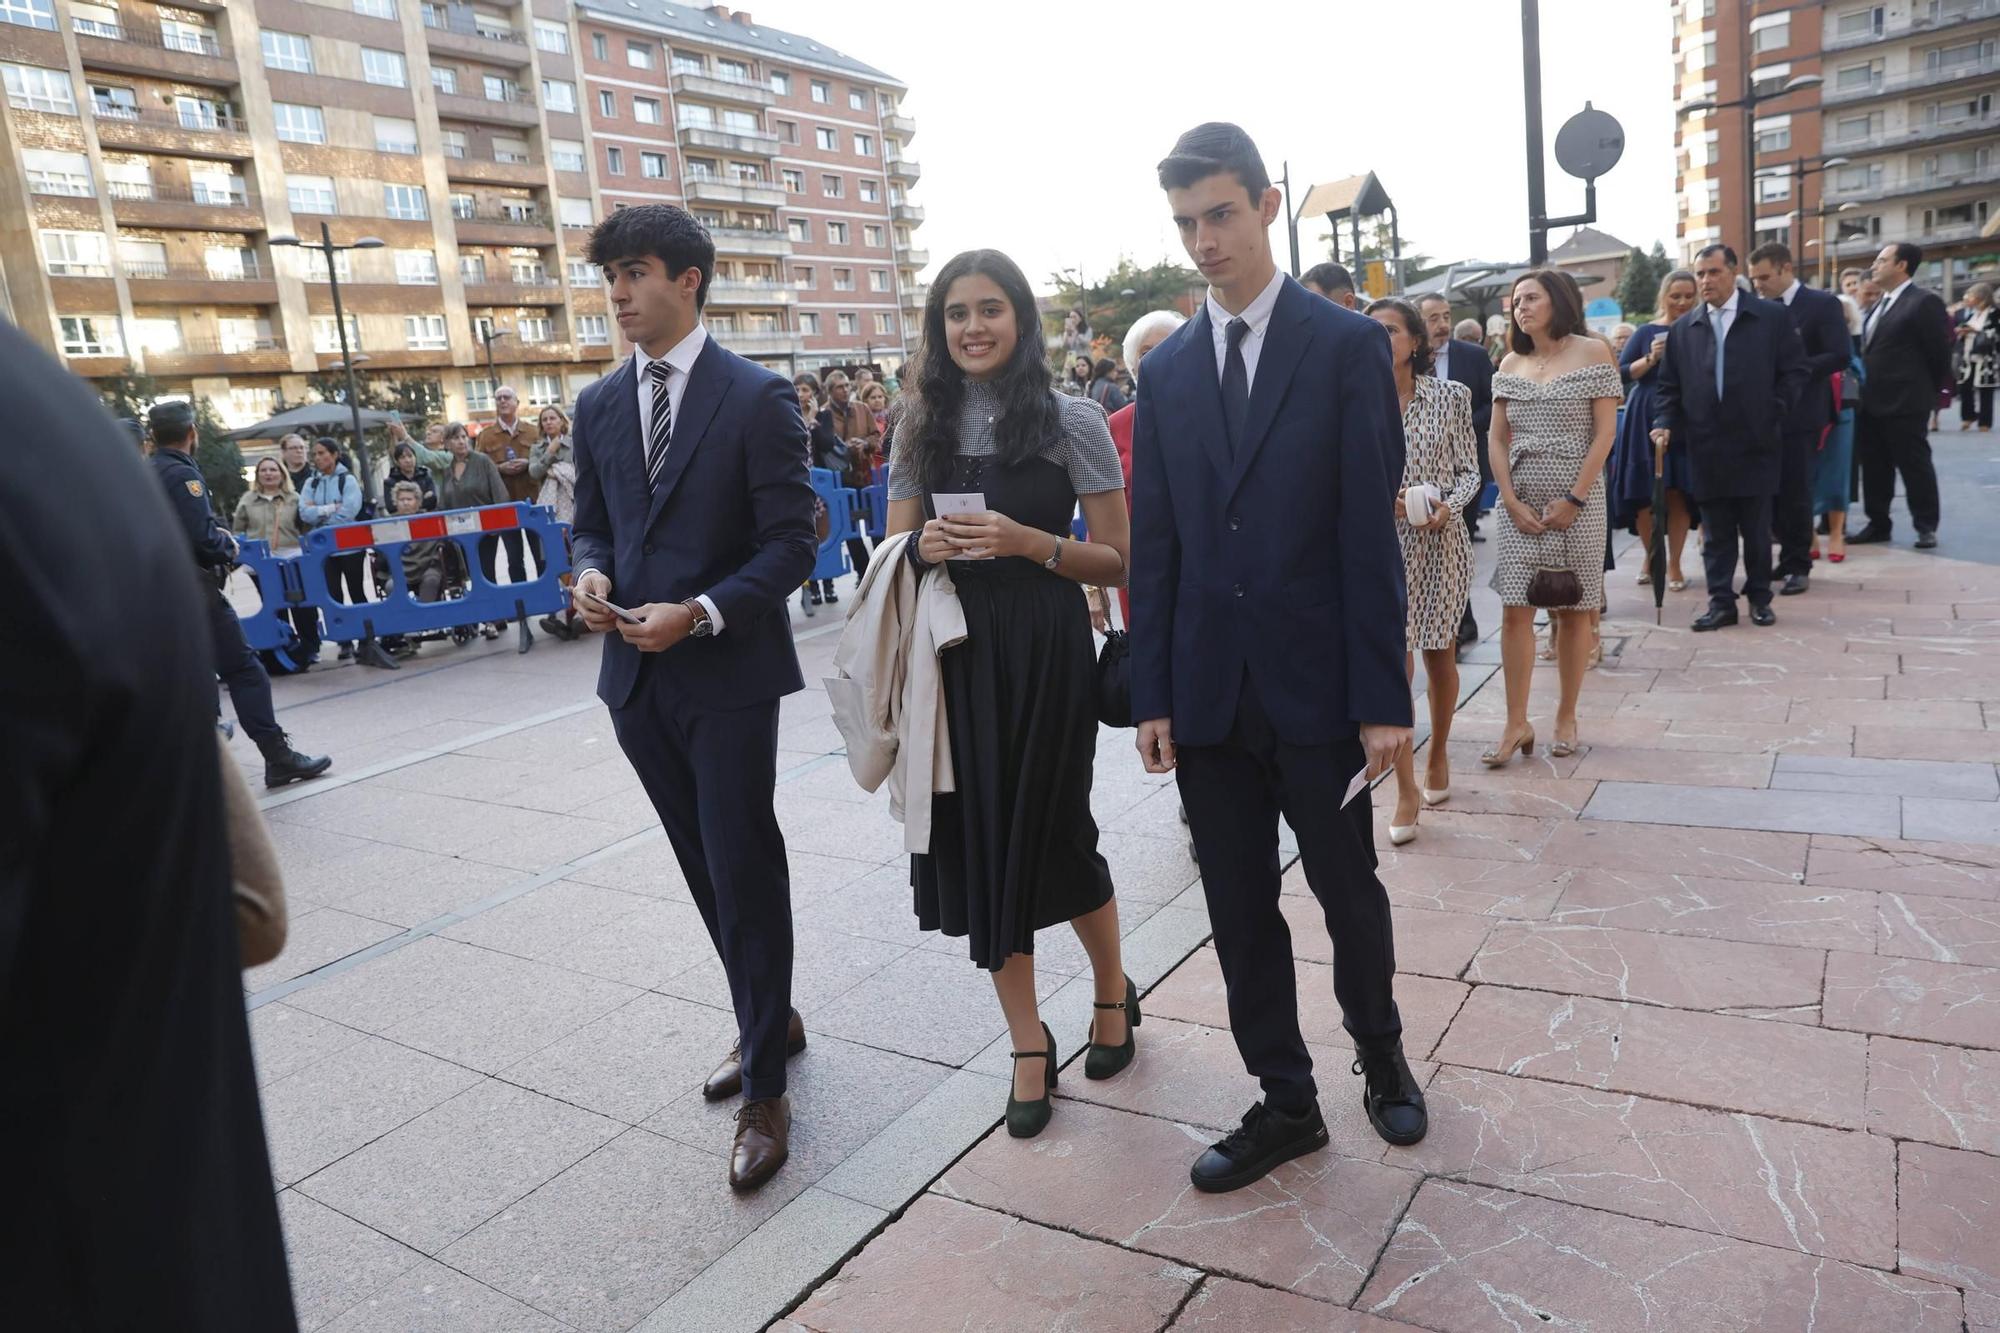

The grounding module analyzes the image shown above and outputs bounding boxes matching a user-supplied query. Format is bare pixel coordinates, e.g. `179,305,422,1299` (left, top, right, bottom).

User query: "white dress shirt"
581,323,724,632
1205,265,1287,391
1434,337,1452,381
1865,277,1912,347
1780,278,1801,307
1704,286,1741,341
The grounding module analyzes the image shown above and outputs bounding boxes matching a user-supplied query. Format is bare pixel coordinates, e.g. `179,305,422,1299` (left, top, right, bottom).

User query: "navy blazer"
1651,292,1807,501
1439,338,1494,452
1129,275,1412,748
1860,285,1953,420
1779,283,1853,437
571,337,817,711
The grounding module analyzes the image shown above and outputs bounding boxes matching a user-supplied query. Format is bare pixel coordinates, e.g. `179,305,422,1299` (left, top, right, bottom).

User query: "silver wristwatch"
1043,536,1064,571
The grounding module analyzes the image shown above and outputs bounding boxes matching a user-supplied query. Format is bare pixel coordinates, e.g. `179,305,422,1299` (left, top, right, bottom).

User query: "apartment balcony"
1826,161,2000,205
706,279,795,307
709,226,792,258
1827,107,2000,157
122,261,279,305
1824,54,2000,106
683,177,787,209
882,113,916,141
105,180,261,231
671,71,775,108
422,10,532,66
887,154,921,184
74,21,235,87
679,125,781,157
434,88,539,128
91,106,251,159
894,242,929,267
444,152,547,188
891,202,924,226
464,278,565,305
452,209,556,246
707,327,799,357
1834,220,1990,257
900,281,930,310
511,338,577,361
144,337,291,377
1824,0,2000,54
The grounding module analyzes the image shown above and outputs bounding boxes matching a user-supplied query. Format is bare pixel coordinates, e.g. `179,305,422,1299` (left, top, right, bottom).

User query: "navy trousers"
1700,493,1775,612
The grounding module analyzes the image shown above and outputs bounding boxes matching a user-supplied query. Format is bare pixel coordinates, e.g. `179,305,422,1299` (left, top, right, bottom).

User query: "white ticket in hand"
1342,763,1387,809
931,491,987,518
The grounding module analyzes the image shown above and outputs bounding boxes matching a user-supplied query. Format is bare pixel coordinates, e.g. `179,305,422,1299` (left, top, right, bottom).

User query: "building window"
4,62,75,114
864,225,884,248
605,145,624,175
827,221,848,244
404,315,447,350
577,314,609,345
23,149,91,195
792,265,814,288
673,51,705,75
776,119,798,143
869,269,889,292
261,31,313,72
215,316,273,353
771,70,790,96
384,183,429,219
353,0,396,17
534,18,569,53
634,97,662,125
627,40,652,69
598,90,616,117
69,1,117,35
1753,172,1791,203
224,386,277,427
542,79,576,113
375,116,419,154
431,65,459,93
1748,13,1789,55
592,31,608,60
1703,179,1720,215
810,79,829,103
517,315,553,343
860,179,879,202
524,373,562,405
849,88,865,110
854,133,874,157
1835,162,1883,193
822,173,843,197
837,313,859,336
567,258,600,287
783,168,805,193
441,127,469,160
551,139,585,172
686,156,716,179
1836,60,1882,93
833,267,855,291
799,312,820,334
458,253,485,283
788,217,811,242
395,249,438,284
0,0,56,32
288,174,337,214
816,127,837,150
875,312,894,336
361,48,406,87
559,196,593,228
718,58,749,82
1753,114,1791,154
1836,7,1884,42
449,193,475,221
41,230,107,275
464,377,493,411
679,102,712,128
159,17,217,54
130,318,181,353
642,151,668,179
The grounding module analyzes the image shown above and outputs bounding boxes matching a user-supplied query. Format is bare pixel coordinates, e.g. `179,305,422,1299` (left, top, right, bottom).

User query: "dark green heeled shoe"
1005,1022,1058,1139
1084,974,1142,1081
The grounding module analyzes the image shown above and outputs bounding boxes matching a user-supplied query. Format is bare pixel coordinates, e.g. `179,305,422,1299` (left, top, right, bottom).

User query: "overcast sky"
744,0,1678,290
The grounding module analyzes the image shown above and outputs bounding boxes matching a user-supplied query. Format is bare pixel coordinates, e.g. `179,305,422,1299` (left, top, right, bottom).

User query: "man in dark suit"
1748,242,1853,595
569,205,818,1192
1420,291,1493,646
1851,241,1952,548
2,323,297,1328
1652,244,1807,631
1132,123,1423,1194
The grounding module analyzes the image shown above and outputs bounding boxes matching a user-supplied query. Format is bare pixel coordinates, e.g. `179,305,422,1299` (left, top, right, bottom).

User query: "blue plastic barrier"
296,502,572,642
807,467,860,582
232,537,314,652
861,478,889,543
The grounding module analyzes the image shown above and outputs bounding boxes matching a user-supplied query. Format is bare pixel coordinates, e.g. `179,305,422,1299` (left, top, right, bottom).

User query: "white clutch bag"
1403,483,1442,526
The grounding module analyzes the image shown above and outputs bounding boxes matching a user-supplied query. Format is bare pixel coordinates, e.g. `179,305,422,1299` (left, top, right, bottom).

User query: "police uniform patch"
185,479,204,496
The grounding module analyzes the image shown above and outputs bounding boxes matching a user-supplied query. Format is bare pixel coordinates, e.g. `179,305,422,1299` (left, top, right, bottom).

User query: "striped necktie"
645,358,673,492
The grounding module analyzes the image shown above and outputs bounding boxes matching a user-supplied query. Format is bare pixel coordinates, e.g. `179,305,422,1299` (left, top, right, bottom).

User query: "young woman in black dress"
886,250,1137,1138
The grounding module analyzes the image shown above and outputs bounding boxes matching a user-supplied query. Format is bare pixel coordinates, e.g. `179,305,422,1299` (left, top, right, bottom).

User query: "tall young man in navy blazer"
570,205,818,1191
1748,242,1852,596
1131,124,1426,1193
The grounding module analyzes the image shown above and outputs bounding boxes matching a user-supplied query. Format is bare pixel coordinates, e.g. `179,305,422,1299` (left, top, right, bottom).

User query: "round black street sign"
1555,103,1625,182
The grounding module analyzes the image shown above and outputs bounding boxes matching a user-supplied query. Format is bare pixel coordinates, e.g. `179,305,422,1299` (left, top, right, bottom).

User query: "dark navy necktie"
1221,317,1250,456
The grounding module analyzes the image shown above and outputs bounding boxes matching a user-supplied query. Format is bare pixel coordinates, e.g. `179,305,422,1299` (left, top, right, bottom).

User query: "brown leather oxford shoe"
729,1095,790,1192
703,1009,808,1101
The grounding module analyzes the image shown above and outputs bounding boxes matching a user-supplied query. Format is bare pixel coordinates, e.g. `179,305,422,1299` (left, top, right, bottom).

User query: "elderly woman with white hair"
1097,309,1187,625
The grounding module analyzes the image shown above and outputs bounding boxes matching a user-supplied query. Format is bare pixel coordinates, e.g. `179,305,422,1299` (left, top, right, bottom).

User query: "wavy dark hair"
899,249,1063,494
1364,297,1435,377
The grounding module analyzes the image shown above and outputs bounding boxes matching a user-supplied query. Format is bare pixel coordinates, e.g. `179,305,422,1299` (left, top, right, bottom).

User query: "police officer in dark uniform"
147,400,331,788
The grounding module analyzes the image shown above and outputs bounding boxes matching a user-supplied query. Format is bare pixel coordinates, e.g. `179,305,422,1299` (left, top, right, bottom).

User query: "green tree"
98,371,161,425
1617,242,1676,319
192,397,247,515
1044,258,1200,362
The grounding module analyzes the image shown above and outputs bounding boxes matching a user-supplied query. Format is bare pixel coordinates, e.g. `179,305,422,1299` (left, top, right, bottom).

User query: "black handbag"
1096,627,1131,728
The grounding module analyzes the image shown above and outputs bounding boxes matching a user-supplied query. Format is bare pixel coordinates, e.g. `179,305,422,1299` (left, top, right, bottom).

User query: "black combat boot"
257,733,332,789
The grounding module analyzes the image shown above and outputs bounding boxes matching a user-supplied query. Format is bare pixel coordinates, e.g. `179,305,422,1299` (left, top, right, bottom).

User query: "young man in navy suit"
1131,123,1426,1193
569,205,818,1191
1748,242,1852,595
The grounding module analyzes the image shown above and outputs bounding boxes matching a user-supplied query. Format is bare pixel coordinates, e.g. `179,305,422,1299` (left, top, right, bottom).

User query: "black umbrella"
1649,434,1670,625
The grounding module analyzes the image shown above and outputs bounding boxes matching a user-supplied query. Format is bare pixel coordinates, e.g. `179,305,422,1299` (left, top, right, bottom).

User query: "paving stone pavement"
231,533,2000,1331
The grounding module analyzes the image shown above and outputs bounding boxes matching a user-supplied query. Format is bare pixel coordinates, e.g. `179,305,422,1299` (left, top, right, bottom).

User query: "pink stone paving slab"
1878,890,2000,965
1465,922,1827,1014
1274,894,1491,980
1655,719,1855,757
1898,1142,2000,1315
1167,1277,1411,1331
1866,1035,2000,1155
1433,985,1869,1128
1685,648,1900,676
1548,868,1880,952
1617,691,1796,722
936,1099,1419,1306
1142,946,1470,1061
1790,698,1987,730
1368,853,1570,919
1854,724,2000,763
1581,780,1902,839
1646,667,1887,699
1822,952,2000,1049
1383,772,1599,821
781,1194,1198,1333
1889,671,2000,701
1541,820,1808,883
1365,809,1562,864
1358,1179,1964,1333
1808,833,2000,900
1053,1015,1416,1161
1570,746,1775,788
1408,1067,1898,1267
1448,713,1670,752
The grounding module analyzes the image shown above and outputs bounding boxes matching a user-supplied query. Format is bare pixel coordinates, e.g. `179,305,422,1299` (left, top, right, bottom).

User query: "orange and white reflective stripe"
331,504,520,550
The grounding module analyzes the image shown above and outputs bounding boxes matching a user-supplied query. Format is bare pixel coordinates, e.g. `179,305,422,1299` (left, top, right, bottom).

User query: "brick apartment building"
0,0,925,427
1674,0,2000,294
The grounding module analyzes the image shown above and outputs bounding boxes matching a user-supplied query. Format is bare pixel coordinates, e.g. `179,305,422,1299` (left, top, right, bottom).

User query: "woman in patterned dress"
1485,269,1622,764
1367,299,1480,846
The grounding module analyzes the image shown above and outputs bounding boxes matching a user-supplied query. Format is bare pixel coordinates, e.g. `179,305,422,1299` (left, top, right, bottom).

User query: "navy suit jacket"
1779,283,1852,437
1129,274,1412,748
1439,338,1493,453
1860,285,1953,420
571,337,817,711
1652,292,1807,501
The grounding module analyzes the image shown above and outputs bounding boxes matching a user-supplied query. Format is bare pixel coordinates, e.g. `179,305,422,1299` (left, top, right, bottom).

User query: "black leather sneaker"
1355,1045,1428,1146
1189,1100,1329,1193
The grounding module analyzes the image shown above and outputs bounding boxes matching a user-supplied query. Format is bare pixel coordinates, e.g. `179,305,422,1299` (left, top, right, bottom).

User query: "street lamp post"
476,324,510,402
1678,72,1824,253
1751,155,1850,272
270,222,385,500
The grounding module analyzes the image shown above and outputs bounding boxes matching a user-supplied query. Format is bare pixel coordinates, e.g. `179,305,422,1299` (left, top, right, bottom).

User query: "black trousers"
1858,410,1941,535
1175,679,1401,1112
478,528,542,584
207,586,282,745
611,674,794,1100
1699,493,1774,612
1960,382,1994,428
1773,430,1816,579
